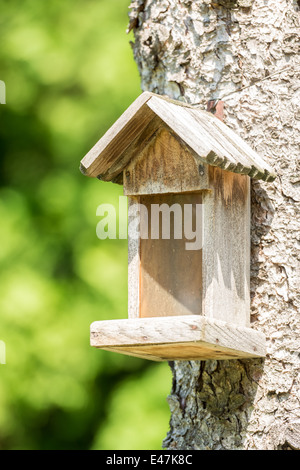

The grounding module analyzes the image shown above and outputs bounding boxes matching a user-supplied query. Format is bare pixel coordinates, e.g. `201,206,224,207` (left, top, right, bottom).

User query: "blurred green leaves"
0,0,171,449
93,365,171,450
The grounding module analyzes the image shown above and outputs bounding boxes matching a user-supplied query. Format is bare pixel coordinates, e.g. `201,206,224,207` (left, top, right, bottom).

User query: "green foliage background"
0,0,171,449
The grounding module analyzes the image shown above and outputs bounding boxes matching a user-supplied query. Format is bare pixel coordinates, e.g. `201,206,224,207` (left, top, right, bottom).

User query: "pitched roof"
80,92,276,183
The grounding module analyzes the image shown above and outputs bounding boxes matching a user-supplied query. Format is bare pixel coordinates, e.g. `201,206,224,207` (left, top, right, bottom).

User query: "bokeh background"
0,0,171,449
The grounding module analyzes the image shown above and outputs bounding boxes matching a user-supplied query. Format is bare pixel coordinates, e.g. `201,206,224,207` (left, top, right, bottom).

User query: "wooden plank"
189,108,253,173
128,196,141,319
202,167,251,326
147,97,252,175
146,96,213,162
102,343,256,361
80,91,276,183
205,111,276,181
123,127,210,195
146,96,276,182
80,92,155,177
101,116,163,183
101,346,163,362
139,193,203,317
90,315,266,361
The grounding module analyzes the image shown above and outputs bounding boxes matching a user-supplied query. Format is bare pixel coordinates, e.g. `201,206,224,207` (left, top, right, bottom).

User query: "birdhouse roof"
80,92,276,183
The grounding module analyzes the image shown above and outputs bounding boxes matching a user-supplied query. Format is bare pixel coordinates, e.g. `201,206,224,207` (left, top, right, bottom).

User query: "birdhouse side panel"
202,167,250,327
128,196,141,319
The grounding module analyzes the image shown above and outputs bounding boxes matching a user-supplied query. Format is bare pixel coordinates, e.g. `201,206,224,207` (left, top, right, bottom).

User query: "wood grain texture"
123,127,210,195
202,167,250,326
80,92,276,182
128,196,141,319
102,116,164,184
147,96,276,181
90,315,266,361
139,193,203,317
102,343,255,361
80,92,155,177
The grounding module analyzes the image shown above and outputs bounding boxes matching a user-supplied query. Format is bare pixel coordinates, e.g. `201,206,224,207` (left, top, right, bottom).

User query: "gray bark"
129,0,300,450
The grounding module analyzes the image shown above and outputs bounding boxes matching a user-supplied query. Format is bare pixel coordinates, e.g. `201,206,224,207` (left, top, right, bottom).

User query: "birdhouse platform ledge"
90,316,266,362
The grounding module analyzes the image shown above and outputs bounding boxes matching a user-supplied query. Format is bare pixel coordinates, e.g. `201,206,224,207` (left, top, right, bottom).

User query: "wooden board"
202,167,250,327
80,91,276,183
128,196,141,319
80,92,155,178
147,96,276,181
139,193,203,318
102,116,164,184
123,127,210,195
90,315,266,361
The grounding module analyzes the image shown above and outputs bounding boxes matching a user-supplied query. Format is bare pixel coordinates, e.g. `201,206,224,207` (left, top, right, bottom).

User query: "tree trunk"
129,0,300,450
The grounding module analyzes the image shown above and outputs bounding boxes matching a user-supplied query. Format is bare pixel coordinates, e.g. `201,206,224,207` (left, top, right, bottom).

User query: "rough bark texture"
129,0,300,450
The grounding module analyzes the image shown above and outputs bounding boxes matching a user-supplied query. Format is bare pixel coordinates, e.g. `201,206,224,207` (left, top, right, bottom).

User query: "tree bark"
129,0,300,450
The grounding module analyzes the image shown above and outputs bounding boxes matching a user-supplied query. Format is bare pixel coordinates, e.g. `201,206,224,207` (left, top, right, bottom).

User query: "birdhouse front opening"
137,192,203,318
80,92,276,361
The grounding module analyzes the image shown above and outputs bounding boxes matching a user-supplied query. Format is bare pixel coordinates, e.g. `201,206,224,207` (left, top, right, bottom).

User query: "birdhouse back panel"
139,193,202,318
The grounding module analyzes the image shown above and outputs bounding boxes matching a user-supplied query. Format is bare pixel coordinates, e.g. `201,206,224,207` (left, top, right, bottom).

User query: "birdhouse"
80,92,276,361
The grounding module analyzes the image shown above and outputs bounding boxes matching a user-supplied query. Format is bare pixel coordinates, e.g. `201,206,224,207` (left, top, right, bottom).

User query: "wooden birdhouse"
80,92,276,362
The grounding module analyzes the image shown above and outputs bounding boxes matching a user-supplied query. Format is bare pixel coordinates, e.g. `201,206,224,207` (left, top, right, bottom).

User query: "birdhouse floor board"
90,315,265,361
100,343,255,362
